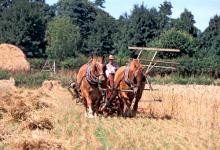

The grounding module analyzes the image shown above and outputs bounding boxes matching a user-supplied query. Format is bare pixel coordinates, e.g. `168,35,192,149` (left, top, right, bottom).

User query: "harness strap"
124,64,133,87
86,64,98,85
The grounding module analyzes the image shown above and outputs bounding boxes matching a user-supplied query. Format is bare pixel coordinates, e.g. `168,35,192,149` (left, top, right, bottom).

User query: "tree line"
0,0,219,77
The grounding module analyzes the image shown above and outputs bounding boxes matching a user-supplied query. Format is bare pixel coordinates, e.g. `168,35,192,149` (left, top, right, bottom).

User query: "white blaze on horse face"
97,63,105,81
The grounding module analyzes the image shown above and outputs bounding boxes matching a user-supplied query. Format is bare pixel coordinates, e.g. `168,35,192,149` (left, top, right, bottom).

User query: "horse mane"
129,59,142,70
126,59,143,84
91,56,104,64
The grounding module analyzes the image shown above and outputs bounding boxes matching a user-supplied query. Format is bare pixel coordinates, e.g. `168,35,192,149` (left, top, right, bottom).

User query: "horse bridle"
86,63,105,86
124,63,142,95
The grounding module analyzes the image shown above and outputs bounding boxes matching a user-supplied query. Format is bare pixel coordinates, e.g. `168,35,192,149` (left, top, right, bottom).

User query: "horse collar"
86,64,98,85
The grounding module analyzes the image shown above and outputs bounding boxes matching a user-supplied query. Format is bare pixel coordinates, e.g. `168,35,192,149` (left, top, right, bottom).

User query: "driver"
105,55,119,92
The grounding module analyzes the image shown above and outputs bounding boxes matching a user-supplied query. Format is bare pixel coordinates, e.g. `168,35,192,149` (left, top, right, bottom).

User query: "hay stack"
0,44,30,72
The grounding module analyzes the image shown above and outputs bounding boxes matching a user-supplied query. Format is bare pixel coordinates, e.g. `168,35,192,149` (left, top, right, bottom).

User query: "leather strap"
124,63,133,87
86,64,98,85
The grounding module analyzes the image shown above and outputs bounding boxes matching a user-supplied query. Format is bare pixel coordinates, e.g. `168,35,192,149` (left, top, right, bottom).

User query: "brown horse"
73,56,106,118
108,59,146,117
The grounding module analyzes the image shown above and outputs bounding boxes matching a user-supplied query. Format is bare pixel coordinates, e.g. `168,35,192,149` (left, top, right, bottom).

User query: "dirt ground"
0,80,220,149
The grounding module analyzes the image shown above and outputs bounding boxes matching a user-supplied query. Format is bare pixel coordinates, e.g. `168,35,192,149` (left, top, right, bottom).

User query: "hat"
109,55,115,60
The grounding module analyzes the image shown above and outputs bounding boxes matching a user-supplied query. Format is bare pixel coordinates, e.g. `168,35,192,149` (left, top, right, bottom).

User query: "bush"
116,49,130,66
149,28,198,59
152,75,215,85
46,16,81,61
15,72,53,87
0,71,10,79
60,55,89,70
177,55,220,77
0,70,53,87
29,58,46,70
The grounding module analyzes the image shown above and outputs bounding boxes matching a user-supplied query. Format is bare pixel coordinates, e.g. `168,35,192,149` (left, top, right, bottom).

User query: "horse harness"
124,63,141,95
86,64,100,86
124,64,134,88
75,62,105,89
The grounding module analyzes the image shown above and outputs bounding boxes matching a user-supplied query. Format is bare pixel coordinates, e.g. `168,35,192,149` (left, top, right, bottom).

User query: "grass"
0,84,220,149
151,75,216,85
0,70,219,88
94,126,108,148
140,84,220,130
0,70,74,88
1,70,220,149
0,71,54,87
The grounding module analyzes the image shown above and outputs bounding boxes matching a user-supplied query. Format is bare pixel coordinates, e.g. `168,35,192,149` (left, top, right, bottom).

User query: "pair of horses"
71,56,146,118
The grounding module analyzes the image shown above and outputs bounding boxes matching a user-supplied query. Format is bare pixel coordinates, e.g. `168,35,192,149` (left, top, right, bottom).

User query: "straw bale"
0,44,30,72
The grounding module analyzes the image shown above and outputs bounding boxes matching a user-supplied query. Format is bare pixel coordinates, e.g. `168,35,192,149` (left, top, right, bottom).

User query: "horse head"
129,59,144,92
90,56,106,83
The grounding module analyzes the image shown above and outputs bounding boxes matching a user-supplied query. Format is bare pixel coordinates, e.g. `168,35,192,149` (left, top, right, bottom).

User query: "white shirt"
105,63,119,77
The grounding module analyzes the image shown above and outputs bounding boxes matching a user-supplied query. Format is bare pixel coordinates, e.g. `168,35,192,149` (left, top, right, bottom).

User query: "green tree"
87,10,116,55
200,15,220,49
57,0,96,53
94,0,105,8
0,0,54,57
114,4,161,58
158,1,172,29
172,9,199,37
128,4,159,46
113,13,133,58
211,32,220,55
46,16,80,60
150,28,198,58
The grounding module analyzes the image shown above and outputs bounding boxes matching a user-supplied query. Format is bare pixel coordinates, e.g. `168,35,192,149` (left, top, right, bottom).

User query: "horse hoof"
123,111,134,117
131,112,136,117
86,112,95,118
94,113,98,118
87,114,95,118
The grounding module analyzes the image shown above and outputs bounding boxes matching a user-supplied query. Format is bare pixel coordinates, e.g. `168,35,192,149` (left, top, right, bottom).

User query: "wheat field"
140,84,220,130
0,81,220,149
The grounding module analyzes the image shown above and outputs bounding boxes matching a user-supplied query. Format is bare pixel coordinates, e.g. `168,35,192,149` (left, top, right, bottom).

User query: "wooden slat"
128,46,180,52
139,59,179,65
143,65,177,70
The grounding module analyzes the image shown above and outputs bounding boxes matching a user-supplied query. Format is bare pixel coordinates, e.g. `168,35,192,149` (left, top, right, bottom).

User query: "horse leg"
122,98,132,117
132,97,140,117
85,95,95,118
82,98,88,117
119,97,124,116
94,96,102,117
132,87,144,117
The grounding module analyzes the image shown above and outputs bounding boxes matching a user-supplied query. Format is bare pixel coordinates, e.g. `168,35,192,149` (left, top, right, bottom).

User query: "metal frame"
128,46,180,90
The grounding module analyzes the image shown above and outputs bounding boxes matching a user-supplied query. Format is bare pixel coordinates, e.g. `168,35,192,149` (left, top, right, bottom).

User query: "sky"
45,0,220,31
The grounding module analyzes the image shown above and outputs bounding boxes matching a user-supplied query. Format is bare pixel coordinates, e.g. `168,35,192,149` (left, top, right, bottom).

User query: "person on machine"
105,55,119,98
